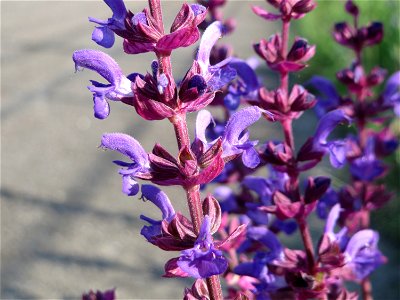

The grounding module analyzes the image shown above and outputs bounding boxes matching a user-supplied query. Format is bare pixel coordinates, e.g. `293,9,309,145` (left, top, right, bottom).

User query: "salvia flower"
124,3,207,55
311,109,351,168
349,138,386,182
100,133,150,196
139,185,176,242
195,21,237,92
307,76,343,117
100,2,207,55
177,215,228,278
72,49,134,119
89,0,127,48
324,204,348,248
223,58,260,111
195,106,263,168
382,71,400,116
343,229,386,281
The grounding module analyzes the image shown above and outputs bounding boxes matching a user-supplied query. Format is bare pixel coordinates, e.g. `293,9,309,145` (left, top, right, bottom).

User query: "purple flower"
88,0,127,48
243,169,288,205
196,21,237,91
324,204,348,249
234,227,282,290
177,215,228,279
72,49,134,119
223,58,260,111
195,107,262,168
307,76,340,117
247,226,283,260
139,185,175,242
316,188,339,219
313,109,351,168
383,71,400,116
100,133,150,196
349,139,386,181
344,230,386,281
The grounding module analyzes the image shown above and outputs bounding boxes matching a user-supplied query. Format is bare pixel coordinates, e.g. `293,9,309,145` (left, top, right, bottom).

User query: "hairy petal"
101,133,148,166
197,21,224,71
141,184,175,220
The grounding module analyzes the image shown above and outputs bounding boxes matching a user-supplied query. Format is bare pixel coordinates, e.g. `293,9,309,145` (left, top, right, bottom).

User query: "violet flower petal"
141,184,175,220
222,106,262,167
101,133,148,165
247,226,283,260
197,21,224,71
307,76,340,116
195,110,215,145
101,133,149,196
383,71,400,116
73,49,123,84
73,49,133,118
92,26,116,48
139,185,175,242
313,109,351,168
350,139,385,181
177,216,228,278
344,230,385,280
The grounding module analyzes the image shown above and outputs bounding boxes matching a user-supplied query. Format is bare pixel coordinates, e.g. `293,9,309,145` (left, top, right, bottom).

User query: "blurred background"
1,0,399,299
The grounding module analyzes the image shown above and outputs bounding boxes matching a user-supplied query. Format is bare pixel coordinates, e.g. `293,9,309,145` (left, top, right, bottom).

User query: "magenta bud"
345,0,359,16
292,0,317,14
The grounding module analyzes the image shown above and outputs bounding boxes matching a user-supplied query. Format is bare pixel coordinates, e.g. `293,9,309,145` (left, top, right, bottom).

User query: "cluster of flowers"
73,0,399,299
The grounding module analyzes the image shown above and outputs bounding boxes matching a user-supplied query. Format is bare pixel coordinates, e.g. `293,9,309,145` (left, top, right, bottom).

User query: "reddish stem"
185,185,204,235
298,218,316,273
170,114,223,300
280,20,290,92
278,18,316,275
170,113,191,150
282,118,295,150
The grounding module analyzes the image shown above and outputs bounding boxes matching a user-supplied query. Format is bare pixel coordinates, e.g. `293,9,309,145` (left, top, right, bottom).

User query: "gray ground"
1,1,399,299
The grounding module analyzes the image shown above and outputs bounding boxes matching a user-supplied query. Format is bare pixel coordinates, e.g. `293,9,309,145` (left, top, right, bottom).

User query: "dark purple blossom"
316,188,339,219
139,185,175,242
349,139,386,181
234,227,283,296
307,76,341,117
177,215,228,278
100,133,150,196
72,49,134,119
223,58,260,111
